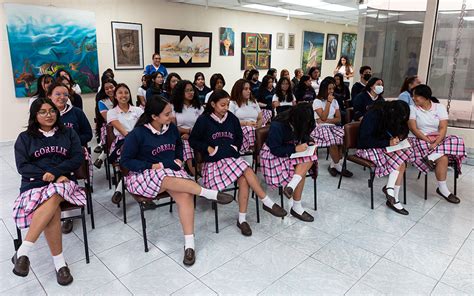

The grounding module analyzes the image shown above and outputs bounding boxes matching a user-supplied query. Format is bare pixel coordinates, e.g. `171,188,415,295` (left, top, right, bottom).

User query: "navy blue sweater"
189,112,242,162
353,91,384,121
250,81,261,96
357,108,390,149
14,128,84,193
265,121,299,157
351,82,365,100
120,124,183,172
196,86,211,104
257,88,275,110
60,106,93,146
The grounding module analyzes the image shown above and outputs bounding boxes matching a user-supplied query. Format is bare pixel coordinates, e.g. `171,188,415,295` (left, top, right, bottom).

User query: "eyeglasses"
37,109,57,117
52,92,70,98
185,89,195,93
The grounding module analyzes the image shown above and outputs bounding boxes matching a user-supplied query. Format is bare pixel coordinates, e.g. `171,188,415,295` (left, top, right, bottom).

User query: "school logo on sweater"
33,146,68,158
64,122,74,129
212,131,234,140
152,144,176,155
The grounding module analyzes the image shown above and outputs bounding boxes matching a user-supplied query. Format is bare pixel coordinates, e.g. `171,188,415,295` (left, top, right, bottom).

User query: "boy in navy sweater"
190,90,287,237
120,95,234,266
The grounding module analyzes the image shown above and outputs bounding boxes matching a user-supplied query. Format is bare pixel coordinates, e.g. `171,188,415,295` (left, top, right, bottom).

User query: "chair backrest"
343,121,361,149
345,107,354,124
74,159,89,180
105,124,116,153
254,126,270,155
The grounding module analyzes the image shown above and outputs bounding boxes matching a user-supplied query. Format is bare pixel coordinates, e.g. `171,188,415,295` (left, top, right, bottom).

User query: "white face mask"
374,85,384,95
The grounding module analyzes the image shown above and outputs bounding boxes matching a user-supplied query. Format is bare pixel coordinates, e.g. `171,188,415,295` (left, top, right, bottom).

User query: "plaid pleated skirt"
100,124,107,145
125,168,192,199
202,157,250,191
260,144,318,188
182,139,194,161
310,125,344,147
408,135,466,174
109,136,125,164
355,147,412,177
241,126,256,153
262,109,272,126
13,181,86,229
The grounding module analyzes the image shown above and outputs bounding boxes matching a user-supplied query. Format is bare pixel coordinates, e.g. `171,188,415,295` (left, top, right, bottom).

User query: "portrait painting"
325,34,338,60
219,27,235,56
112,22,144,69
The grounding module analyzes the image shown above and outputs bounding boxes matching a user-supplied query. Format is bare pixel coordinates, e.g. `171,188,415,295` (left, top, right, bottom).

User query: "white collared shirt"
210,112,228,123
39,127,57,137
228,100,261,122
409,103,448,135
145,123,169,135
313,98,339,126
173,105,203,129
107,105,144,136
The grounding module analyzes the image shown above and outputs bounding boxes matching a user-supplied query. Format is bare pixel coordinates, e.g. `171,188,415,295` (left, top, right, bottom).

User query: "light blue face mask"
374,85,384,95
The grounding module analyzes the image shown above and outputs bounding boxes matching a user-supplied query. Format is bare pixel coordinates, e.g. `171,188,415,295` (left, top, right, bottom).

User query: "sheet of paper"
290,145,317,159
386,138,411,153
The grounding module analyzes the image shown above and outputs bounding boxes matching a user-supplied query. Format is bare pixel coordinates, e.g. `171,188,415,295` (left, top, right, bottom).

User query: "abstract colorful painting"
155,28,212,68
341,33,357,64
241,32,272,70
4,4,100,98
302,31,324,72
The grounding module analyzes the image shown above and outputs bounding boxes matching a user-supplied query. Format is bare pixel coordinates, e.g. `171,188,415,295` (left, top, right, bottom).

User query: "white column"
417,0,439,83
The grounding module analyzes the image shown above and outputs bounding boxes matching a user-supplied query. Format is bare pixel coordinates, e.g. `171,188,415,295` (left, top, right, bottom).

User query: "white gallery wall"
0,0,357,142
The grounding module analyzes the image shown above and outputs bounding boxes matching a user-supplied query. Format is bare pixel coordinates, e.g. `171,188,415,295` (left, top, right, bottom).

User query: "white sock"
52,253,66,271
116,180,123,191
238,212,247,224
287,175,302,190
287,198,294,212
17,240,34,258
330,160,336,168
428,152,443,162
200,187,218,200
261,196,275,208
438,180,451,197
335,162,343,172
292,200,305,215
386,171,400,197
393,185,403,210
184,234,195,250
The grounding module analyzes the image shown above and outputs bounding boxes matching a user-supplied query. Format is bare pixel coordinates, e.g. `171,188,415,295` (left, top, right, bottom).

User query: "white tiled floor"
0,142,473,295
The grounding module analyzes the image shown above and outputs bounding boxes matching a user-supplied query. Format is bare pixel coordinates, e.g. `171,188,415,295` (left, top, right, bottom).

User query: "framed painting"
341,33,357,64
219,27,235,56
276,33,285,49
288,33,295,50
111,21,144,70
325,34,338,60
301,31,324,72
155,28,212,68
4,3,100,97
241,32,272,70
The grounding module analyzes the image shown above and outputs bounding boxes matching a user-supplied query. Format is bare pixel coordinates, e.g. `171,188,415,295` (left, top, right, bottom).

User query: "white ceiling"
167,0,361,26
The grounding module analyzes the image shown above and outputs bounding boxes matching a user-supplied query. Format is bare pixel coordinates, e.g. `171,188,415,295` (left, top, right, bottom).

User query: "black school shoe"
236,221,252,236
111,191,123,204
56,265,74,286
12,253,30,277
436,188,460,204
61,219,74,234
93,146,103,154
382,186,409,215
290,208,314,222
183,247,196,266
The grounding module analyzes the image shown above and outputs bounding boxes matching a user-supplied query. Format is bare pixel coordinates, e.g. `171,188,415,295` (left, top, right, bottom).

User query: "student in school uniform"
308,67,321,96
272,77,296,115
259,103,317,222
356,100,412,215
311,78,353,178
56,69,81,95
107,83,144,204
204,73,226,104
12,98,85,286
351,66,372,100
137,75,149,108
246,69,261,96
256,75,275,126
407,84,466,203
229,79,263,153
352,77,385,121
172,80,204,176
47,82,93,234
145,72,164,102
29,74,53,107
161,73,181,101
120,95,234,266
94,79,117,168
193,72,211,104
398,75,421,107
294,75,317,103
189,90,287,236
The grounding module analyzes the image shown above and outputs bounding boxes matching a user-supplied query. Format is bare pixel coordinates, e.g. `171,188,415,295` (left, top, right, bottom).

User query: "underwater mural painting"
4,4,100,98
